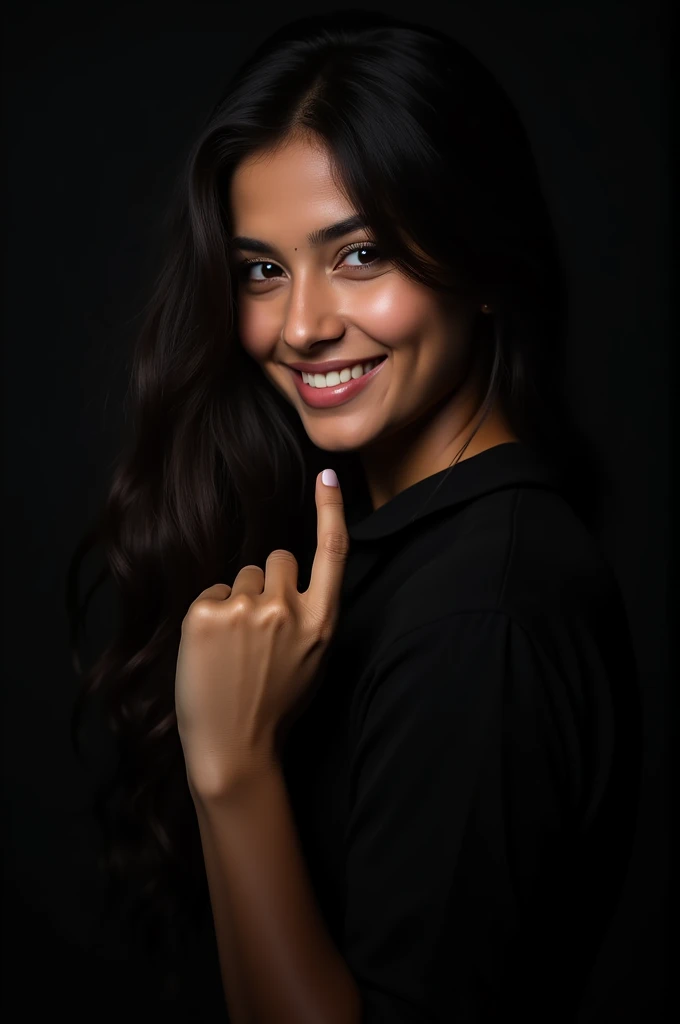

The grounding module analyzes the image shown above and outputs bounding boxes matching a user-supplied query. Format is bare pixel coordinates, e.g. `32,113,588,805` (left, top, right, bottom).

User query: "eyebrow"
230,214,368,256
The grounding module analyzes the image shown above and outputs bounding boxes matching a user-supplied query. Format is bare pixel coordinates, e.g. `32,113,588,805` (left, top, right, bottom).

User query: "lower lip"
290,358,387,408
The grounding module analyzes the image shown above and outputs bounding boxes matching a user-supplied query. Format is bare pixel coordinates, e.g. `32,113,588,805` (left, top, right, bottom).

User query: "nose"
280,270,346,353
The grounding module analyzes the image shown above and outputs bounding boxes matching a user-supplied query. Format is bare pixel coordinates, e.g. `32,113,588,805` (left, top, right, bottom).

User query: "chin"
314,439,364,454
300,423,376,454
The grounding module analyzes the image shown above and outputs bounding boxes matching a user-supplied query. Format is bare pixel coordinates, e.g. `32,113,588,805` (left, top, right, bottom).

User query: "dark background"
1,0,671,1020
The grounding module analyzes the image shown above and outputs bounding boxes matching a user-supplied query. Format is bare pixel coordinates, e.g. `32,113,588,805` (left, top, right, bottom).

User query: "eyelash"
236,242,384,284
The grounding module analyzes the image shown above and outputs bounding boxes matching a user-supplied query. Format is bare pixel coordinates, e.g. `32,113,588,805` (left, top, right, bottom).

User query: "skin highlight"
230,133,518,511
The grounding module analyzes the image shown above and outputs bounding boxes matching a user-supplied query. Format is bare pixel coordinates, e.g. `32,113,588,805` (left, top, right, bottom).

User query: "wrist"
187,744,280,807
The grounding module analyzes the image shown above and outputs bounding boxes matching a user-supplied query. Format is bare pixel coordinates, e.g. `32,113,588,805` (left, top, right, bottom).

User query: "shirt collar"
346,441,562,543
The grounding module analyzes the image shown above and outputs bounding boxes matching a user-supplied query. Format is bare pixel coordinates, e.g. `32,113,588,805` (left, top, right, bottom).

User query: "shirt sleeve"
341,608,590,1023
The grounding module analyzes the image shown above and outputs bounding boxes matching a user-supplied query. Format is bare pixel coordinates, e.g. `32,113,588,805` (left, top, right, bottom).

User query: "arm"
192,760,363,1024
339,609,584,1022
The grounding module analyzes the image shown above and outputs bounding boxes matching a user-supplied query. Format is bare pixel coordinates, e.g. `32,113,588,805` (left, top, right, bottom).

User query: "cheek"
236,300,279,361
356,279,443,347
235,277,448,359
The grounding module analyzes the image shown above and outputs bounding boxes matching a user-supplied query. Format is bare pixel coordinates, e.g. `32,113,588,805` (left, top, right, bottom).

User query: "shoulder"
356,483,639,750
382,484,626,645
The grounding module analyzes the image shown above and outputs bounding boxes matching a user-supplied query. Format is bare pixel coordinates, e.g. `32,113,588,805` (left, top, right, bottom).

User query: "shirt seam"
371,488,524,654
376,604,523,654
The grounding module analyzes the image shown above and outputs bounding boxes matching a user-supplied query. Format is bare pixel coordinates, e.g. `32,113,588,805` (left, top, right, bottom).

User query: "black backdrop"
1,1,670,1020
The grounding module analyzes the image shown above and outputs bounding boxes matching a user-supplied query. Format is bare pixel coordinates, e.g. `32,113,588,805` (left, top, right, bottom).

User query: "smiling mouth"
294,355,387,386
288,352,388,409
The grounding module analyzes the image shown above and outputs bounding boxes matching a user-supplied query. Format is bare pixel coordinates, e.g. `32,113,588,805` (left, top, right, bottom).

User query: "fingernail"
321,468,339,487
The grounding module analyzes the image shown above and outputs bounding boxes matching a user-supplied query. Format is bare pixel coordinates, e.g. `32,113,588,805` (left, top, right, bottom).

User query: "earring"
480,303,493,314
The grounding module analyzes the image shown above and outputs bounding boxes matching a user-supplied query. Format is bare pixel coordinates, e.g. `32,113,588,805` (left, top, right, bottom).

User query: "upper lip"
286,355,386,374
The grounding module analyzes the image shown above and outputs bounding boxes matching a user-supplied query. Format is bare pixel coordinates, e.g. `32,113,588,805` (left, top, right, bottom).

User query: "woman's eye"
341,244,383,269
237,243,383,284
240,261,282,283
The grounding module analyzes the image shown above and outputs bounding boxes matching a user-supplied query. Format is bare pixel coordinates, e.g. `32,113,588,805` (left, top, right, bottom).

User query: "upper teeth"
302,359,382,388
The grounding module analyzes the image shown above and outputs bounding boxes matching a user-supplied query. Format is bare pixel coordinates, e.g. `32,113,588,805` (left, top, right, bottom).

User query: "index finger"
303,470,350,630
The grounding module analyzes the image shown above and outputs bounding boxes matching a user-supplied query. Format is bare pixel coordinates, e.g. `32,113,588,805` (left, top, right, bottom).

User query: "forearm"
192,762,363,1024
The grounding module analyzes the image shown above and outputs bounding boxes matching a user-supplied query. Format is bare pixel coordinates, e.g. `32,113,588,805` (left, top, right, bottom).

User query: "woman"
68,10,642,1022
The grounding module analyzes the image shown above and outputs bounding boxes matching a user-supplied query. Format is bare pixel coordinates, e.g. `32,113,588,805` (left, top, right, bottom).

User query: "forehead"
229,136,354,230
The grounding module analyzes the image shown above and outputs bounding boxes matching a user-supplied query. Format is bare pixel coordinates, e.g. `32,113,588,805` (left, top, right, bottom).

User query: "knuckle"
306,610,334,644
314,619,331,643
228,595,255,617
322,531,350,560
267,549,298,566
262,600,292,627
183,600,218,634
315,621,335,648
240,564,264,577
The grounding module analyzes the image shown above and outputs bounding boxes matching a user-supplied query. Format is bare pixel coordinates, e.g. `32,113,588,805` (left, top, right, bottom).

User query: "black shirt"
280,441,642,1023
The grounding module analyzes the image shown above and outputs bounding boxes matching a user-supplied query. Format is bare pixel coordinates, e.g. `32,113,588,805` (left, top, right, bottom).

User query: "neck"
359,368,518,512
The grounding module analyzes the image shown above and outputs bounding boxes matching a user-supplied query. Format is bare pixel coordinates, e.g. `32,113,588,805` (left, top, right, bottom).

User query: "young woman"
68,10,642,1022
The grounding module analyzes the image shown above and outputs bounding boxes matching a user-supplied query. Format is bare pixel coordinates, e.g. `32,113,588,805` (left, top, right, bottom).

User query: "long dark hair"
67,8,605,999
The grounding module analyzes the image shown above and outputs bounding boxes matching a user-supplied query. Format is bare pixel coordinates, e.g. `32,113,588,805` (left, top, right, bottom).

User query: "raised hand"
175,468,349,799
